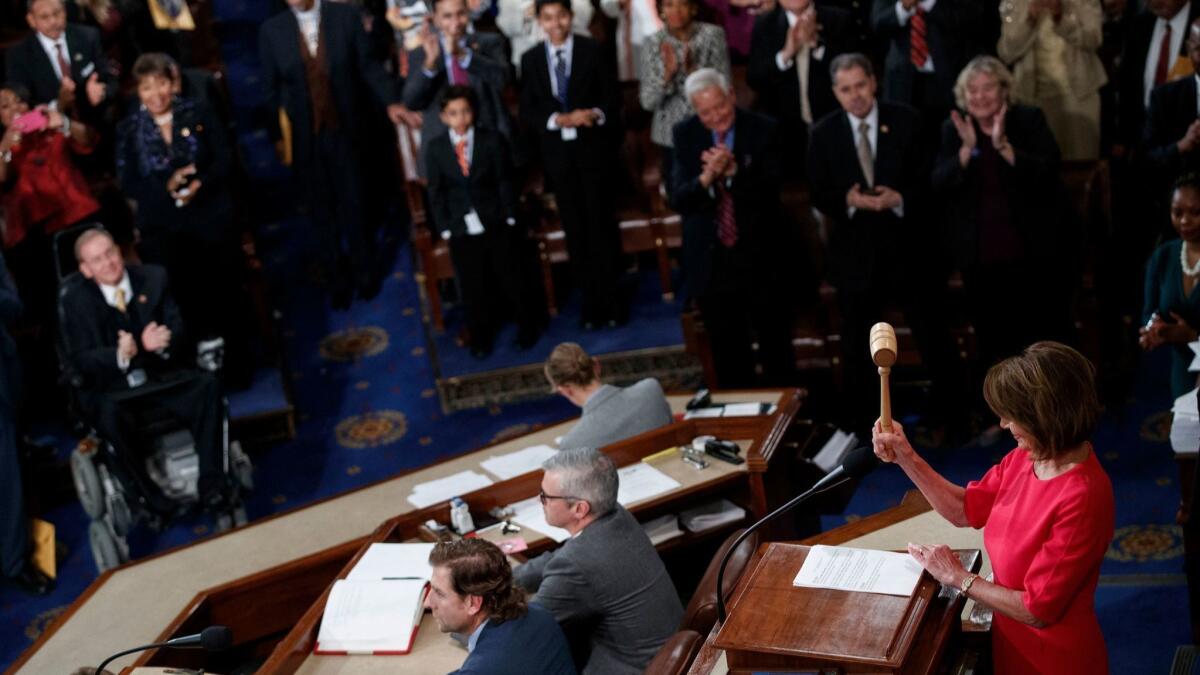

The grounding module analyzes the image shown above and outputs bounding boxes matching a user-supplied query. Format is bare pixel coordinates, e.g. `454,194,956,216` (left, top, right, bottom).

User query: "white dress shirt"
845,104,904,218
893,0,937,72
774,9,826,123
1144,3,1191,107
292,0,322,56
544,36,606,131
98,273,135,370
466,619,490,652
35,31,71,82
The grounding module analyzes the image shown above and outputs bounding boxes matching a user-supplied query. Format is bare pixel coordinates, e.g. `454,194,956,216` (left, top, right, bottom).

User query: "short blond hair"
73,228,113,262
952,55,1014,111
983,342,1101,460
543,342,597,388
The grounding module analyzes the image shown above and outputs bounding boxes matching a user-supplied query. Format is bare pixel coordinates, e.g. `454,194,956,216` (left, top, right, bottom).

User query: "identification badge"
561,127,578,141
464,210,485,235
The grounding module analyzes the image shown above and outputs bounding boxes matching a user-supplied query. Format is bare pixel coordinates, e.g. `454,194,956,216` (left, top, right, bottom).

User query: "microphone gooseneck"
95,625,232,675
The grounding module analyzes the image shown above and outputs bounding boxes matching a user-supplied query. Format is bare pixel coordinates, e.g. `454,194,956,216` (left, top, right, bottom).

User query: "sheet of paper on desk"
316,578,427,654
616,463,681,506
793,545,924,597
480,444,558,480
348,543,436,582
407,470,494,508
683,407,723,419
722,402,767,416
508,496,572,542
1189,341,1200,372
1171,387,1200,454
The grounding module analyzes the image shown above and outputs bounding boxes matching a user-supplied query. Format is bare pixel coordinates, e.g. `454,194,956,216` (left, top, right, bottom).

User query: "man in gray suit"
545,342,674,450
514,448,683,674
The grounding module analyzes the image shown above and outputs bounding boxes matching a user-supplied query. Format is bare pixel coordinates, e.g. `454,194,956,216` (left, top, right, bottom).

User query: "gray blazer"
559,380,673,450
514,506,683,674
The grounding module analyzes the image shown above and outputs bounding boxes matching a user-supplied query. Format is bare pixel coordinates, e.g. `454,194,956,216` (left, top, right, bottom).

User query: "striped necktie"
455,137,470,176
910,8,927,69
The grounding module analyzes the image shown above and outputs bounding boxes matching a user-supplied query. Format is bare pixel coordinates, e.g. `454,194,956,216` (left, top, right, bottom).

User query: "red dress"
964,447,1114,675
2,130,100,248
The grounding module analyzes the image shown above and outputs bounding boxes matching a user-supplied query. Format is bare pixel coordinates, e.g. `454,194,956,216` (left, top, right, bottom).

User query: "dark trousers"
698,245,794,388
449,227,541,348
834,256,967,433
548,164,622,323
90,370,224,506
297,129,371,292
0,392,27,578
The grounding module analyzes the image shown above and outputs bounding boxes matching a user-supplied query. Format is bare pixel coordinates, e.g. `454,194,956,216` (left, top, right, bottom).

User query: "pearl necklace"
1182,242,1200,278
153,112,173,126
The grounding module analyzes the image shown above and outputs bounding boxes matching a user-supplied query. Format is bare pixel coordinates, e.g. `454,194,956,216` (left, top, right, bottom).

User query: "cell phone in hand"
861,187,881,197
11,109,48,134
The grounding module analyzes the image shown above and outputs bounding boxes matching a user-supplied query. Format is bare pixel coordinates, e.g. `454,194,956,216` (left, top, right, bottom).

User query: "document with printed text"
792,545,924,597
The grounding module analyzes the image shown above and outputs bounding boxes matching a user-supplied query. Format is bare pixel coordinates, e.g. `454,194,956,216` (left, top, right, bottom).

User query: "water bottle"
450,497,475,534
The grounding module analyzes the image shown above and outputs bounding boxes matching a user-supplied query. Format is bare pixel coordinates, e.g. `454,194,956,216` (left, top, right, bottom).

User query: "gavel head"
870,322,898,368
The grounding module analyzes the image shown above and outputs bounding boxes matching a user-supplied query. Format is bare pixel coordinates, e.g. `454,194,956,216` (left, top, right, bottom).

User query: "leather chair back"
643,630,702,675
679,528,759,635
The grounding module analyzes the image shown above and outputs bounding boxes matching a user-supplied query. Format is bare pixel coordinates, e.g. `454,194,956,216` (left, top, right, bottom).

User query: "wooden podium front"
714,543,981,674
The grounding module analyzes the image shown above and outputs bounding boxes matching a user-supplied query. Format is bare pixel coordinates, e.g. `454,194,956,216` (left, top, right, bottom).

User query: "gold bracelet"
960,573,979,595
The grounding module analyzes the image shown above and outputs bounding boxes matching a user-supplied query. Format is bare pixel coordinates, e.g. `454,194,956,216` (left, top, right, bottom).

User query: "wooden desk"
686,492,989,675
71,390,805,675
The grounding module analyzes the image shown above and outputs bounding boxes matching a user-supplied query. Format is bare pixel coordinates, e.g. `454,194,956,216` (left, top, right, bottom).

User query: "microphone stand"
714,474,853,624
96,640,192,675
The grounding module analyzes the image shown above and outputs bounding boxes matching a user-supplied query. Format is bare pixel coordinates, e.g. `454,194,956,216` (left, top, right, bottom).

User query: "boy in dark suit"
519,0,625,329
425,86,543,357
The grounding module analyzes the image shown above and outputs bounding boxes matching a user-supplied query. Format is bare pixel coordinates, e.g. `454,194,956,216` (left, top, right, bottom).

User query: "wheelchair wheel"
89,520,122,573
230,441,253,492
71,448,105,520
107,491,135,538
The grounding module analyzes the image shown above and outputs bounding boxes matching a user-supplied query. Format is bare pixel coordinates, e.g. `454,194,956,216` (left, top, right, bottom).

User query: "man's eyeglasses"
538,489,578,505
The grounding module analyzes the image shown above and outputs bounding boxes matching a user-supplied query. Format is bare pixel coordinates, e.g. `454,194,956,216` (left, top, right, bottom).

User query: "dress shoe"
9,563,54,596
357,274,384,302
515,328,541,351
330,285,353,310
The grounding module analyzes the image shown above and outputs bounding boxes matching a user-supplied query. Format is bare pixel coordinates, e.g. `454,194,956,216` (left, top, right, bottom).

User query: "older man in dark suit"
259,0,407,309
1116,0,1199,152
671,68,796,389
5,0,113,121
61,229,228,511
403,0,513,174
515,448,682,675
1145,18,1200,186
0,254,53,596
747,0,854,168
520,0,625,328
807,53,963,435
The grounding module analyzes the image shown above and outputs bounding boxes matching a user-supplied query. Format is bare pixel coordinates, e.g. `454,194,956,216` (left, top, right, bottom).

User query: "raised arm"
872,420,968,526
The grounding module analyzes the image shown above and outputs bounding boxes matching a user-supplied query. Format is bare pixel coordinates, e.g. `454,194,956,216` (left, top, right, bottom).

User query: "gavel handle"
879,366,893,432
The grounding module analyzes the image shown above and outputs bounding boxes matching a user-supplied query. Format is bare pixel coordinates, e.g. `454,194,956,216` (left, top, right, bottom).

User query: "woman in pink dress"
873,341,1114,674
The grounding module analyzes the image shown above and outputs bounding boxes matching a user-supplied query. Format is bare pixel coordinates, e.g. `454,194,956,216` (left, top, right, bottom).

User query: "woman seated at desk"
873,341,1114,675
545,342,673,450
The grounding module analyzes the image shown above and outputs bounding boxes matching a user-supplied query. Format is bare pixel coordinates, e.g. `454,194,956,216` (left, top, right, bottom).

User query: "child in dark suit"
424,86,543,357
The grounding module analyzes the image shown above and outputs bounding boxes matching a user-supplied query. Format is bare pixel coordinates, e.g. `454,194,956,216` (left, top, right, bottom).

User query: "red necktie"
715,140,737,247
450,57,469,86
910,8,928,69
56,42,72,81
1155,22,1173,87
455,137,470,176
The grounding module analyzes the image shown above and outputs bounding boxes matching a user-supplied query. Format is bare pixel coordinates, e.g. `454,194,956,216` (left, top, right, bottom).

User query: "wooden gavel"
870,322,897,432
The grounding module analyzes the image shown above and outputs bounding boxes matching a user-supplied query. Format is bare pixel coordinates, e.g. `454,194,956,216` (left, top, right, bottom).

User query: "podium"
713,543,982,674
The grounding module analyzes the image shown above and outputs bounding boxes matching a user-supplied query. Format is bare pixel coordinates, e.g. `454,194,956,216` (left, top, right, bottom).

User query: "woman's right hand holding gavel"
872,419,916,466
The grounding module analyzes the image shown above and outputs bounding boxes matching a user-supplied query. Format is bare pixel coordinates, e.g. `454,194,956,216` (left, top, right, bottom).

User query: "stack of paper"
641,514,684,545
480,445,558,480
1171,387,1200,454
683,402,778,420
812,429,858,473
679,499,745,533
315,543,437,655
792,545,923,597
406,470,494,508
507,496,572,542
616,463,681,506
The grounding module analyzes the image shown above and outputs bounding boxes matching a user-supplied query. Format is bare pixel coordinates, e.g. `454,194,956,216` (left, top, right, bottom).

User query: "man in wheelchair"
61,228,231,512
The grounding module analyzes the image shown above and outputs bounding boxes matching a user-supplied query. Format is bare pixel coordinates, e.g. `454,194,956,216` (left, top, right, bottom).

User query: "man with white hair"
669,68,797,388
514,447,682,675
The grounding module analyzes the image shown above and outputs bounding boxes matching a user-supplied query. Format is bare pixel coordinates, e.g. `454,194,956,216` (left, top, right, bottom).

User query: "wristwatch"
960,573,979,595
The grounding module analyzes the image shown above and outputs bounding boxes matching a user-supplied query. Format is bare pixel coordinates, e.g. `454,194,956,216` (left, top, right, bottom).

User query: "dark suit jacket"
402,36,513,145
1116,1,1200,147
670,109,786,302
870,0,986,108
258,2,399,166
514,506,682,675
60,265,186,405
0,254,21,411
4,24,114,118
452,603,577,675
424,127,517,235
746,5,853,131
807,101,929,290
931,104,1064,270
519,36,619,171
1144,74,1200,181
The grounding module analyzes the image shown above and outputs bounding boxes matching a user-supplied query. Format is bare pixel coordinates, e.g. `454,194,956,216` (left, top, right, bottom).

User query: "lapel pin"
881,124,889,134
74,53,82,61
138,294,148,304
181,128,191,137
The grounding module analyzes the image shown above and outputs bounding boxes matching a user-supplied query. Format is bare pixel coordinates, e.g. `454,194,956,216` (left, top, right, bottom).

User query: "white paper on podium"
508,496,572,542
1189,341,1200,372
480,444,558,480
616,463,681,506
407,470,494,508
347,543,436,581
793,545,924,597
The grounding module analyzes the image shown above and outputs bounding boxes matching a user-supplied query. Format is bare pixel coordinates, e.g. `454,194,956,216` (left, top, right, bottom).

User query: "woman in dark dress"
116,52,249,386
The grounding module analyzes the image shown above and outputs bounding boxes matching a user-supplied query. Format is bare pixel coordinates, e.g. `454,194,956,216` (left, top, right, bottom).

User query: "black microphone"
714,446,879,624
95,625,231,674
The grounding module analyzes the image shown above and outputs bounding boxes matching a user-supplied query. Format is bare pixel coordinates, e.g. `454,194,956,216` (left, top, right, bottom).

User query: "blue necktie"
554,48,569,110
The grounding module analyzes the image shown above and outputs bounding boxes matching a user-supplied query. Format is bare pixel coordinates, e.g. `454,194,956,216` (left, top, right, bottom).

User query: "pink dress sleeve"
1020,479,1110,624
963,450,1013,529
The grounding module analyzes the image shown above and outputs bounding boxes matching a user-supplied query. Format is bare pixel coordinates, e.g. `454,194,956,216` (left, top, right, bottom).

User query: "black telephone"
704,439,744,465
687,388,712,411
